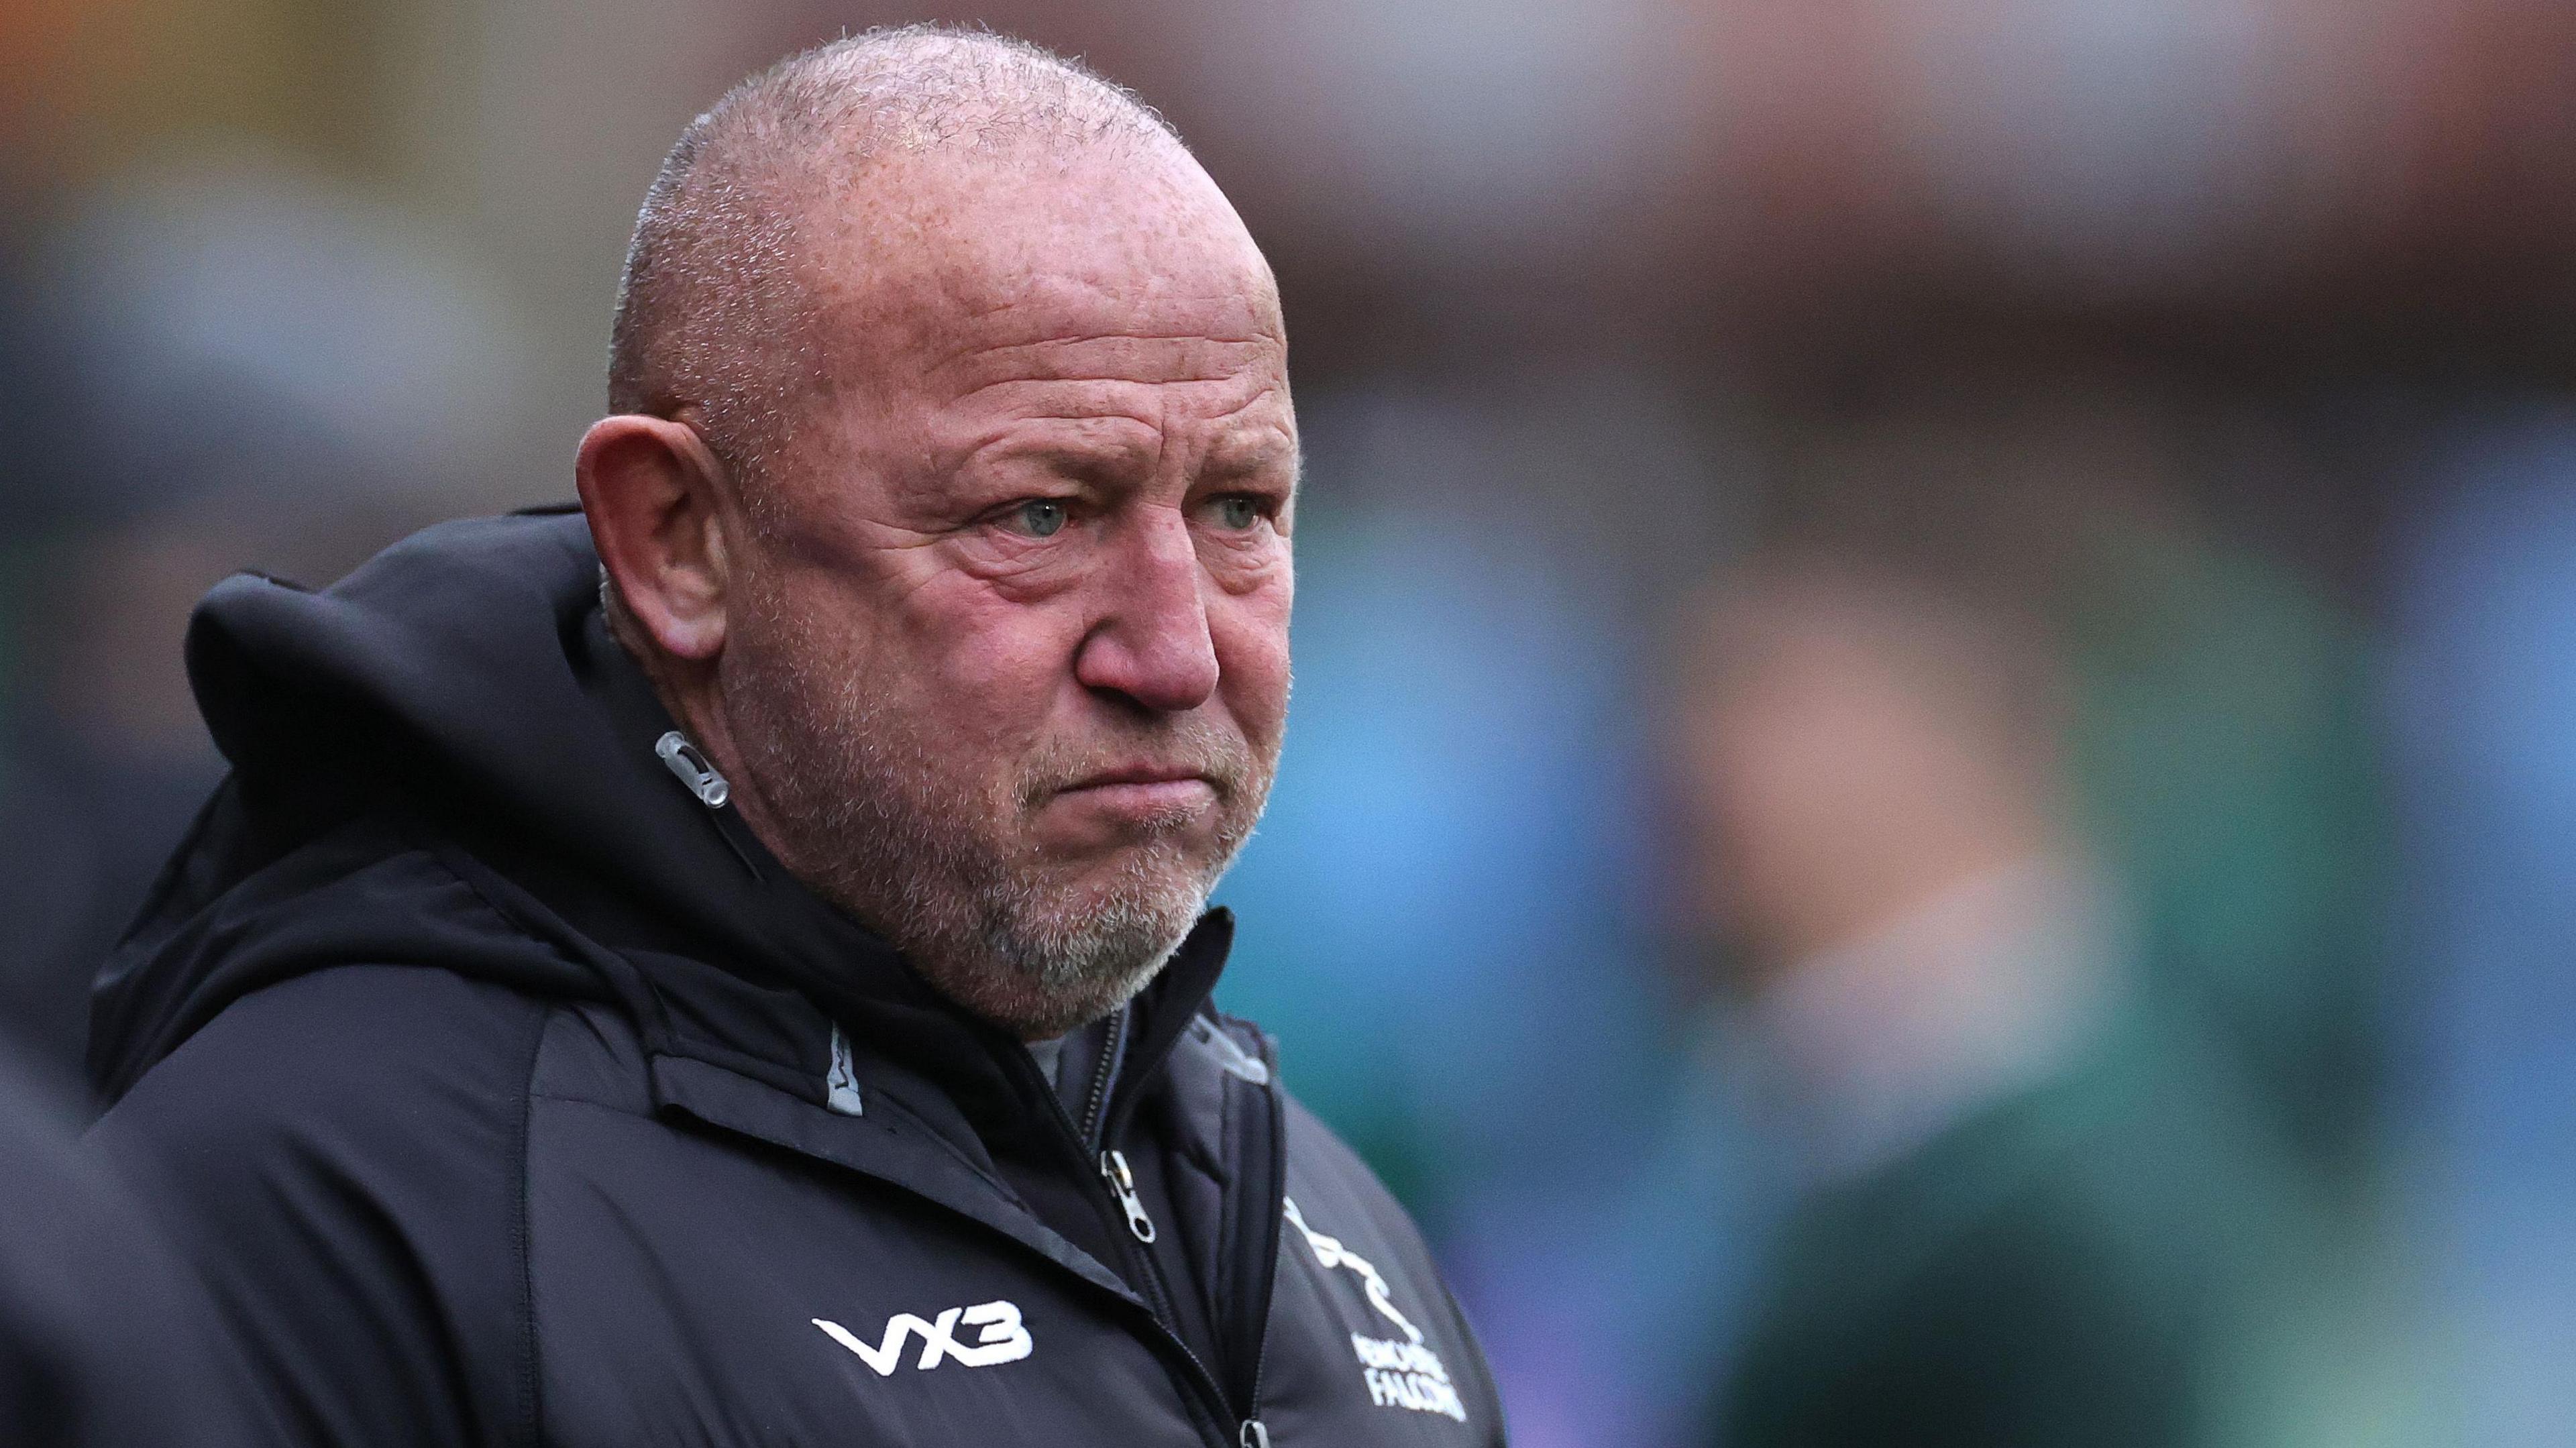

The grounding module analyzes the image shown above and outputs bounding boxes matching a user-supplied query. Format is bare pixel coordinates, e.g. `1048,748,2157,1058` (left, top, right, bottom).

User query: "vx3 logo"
812,1300,1034,1376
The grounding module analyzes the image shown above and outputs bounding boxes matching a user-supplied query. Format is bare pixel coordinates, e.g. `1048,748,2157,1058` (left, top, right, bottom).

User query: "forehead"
796,144,1287,402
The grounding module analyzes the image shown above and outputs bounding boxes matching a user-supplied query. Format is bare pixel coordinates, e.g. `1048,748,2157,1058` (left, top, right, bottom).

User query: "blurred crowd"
7,0,2576,1444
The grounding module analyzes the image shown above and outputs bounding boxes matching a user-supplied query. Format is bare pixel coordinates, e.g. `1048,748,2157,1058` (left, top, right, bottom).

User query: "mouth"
1066,763,1215,789
1051,765,1222,818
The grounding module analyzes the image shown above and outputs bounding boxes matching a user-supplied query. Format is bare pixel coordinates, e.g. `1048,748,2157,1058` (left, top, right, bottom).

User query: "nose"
1073,506,1222,714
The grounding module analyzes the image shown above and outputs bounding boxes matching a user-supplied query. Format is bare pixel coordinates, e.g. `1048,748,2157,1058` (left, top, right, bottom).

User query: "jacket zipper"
1079,1019,1283,1448
1232,1036,1287,1448
1097,1019,1285,1448
1076,1010,1126,1148
1080,1017,1168,1256
1111,1219,1229,1444
1100,1148,1157,1243
1024,1014,1239,1446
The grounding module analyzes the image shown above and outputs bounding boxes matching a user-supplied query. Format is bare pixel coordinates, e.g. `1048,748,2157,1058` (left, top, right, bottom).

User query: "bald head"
607,25,1198,483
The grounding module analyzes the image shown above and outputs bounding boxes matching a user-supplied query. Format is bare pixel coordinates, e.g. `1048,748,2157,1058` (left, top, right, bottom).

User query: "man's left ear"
575,414,736,661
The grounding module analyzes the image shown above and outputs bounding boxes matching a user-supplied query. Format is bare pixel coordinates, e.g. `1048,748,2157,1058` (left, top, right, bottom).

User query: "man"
1673,444,2333,1447
90,27,1503,1448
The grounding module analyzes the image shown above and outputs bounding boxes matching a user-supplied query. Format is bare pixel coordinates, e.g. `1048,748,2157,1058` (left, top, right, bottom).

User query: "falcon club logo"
1284,1197,1469,1423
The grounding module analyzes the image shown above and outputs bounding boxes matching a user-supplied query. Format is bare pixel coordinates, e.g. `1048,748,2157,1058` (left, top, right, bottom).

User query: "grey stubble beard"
724,606,1272,1039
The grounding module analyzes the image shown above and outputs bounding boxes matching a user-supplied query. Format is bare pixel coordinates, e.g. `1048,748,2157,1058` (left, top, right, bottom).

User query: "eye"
1008,499,1069,538
1209,494,1264,531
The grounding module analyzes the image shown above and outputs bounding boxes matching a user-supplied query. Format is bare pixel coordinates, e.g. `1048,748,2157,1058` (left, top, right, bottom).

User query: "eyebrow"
1198,430,1299,482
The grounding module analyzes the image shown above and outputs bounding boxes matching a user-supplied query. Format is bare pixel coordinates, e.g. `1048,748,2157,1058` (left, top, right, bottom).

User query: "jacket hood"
90,508,1232,1109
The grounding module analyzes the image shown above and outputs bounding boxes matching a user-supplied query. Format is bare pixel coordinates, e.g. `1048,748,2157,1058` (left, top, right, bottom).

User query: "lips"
1046,765,1225,825
1063,764,1218,792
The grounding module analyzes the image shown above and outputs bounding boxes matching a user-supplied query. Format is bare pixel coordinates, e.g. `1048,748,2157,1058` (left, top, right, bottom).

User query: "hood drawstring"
655,731,731,808
653,730,766,879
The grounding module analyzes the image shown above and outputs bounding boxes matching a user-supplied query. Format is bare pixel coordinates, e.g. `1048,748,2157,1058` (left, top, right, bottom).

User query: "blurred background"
4,1,2574,1444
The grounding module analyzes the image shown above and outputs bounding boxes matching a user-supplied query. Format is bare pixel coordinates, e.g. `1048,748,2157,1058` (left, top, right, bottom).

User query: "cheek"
1211,579,1293,741
893,572,1095,738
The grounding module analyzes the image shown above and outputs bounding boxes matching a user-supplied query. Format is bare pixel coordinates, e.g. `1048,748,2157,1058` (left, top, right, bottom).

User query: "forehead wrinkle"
1201,419,1298,477
731,132,1289,522
929,381,1292,497
966,414,1163,476
1193,385,1298,465
794,242,1281,406
908,266,1282,372
945,377,1291,475
933,341,1282,400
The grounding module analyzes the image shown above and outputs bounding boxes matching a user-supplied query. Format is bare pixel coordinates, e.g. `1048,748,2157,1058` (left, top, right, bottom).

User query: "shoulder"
0,1050,267,1448
1273,1087,1467,1326
1195,1012,1436,1270
101,963,557,1160
1261,1078,1509,1443
92,965,561,1448
94,964,565,1279
1279,1091,1415,1235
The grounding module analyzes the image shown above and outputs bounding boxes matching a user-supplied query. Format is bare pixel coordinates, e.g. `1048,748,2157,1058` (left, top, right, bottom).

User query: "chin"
957,887,1202,1038
1034,809,1224,859
1040,830,1223,895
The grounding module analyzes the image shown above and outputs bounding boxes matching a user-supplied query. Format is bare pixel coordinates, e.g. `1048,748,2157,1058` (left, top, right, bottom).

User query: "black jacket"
0,1042,266,1448
89,510,1505,1448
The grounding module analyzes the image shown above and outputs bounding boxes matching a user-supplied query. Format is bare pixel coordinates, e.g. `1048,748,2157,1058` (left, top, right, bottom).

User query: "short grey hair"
605,25,1184,489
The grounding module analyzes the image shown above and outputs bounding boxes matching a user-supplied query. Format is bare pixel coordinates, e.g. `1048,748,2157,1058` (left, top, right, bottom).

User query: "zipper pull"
1240,1421,1269,1448
1099,1149,1157,1243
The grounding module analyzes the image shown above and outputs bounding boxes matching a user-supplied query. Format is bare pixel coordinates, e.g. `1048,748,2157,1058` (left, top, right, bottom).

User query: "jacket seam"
1214,1068,1245,1320
413,837,567,1448
515,1003,554,1448
422,844,570,964
532,1076,1031,1215
832,1074,1024,1202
